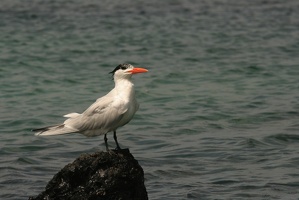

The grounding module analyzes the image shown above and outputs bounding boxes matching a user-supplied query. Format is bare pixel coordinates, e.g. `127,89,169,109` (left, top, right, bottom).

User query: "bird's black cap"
110,63,131,75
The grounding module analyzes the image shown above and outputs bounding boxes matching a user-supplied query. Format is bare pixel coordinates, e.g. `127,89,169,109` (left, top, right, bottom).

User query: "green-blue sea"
1,0,299,199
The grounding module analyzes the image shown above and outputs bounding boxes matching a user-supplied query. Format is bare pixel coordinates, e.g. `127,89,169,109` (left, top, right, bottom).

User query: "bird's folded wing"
64,95,128,132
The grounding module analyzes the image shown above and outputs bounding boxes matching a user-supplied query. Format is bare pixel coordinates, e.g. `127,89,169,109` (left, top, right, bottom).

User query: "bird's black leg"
104,134,109,151
113,131,121,150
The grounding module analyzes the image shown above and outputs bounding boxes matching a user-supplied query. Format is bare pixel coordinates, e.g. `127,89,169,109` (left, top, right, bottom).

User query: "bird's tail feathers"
33,124,78,136
63,112,80,118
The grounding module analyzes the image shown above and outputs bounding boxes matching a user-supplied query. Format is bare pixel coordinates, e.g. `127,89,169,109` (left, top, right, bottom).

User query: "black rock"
29,149,148,200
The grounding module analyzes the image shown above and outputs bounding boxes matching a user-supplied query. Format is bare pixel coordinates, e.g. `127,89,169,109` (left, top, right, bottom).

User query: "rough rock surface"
29,149,148,200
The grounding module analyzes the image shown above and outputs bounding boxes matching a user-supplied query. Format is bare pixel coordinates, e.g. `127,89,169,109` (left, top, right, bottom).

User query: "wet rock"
29,149,148,200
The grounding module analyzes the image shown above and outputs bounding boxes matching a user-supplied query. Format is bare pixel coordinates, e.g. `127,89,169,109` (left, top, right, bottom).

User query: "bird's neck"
114,78,135,98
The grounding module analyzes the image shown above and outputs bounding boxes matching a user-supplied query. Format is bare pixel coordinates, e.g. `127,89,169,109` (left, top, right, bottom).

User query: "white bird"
33,63,148,151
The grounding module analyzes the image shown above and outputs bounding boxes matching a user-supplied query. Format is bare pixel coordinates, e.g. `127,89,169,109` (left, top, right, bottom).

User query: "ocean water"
1,0,299,199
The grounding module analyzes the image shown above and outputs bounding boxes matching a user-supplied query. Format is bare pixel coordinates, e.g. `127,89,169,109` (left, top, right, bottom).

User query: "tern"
33,63,148,151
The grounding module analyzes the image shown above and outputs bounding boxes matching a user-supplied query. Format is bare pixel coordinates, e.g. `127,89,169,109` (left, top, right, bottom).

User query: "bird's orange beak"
129,68,148,74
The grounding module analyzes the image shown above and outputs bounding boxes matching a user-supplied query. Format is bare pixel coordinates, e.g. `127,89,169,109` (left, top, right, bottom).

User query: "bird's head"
110,63,148,80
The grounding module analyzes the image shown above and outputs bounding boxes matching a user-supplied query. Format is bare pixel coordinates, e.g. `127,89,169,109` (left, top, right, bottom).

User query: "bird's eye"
120,66,127,70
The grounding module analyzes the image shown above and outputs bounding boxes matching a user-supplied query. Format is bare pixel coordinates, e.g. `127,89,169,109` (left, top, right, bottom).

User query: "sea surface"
1,0,299,199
